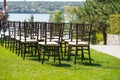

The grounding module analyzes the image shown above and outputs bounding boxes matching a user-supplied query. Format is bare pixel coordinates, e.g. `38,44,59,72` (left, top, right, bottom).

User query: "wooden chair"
62,23,72,57
1,21,9,48
19,22,38,59
15,22,24,56
51,23,65,59
9,21,20,52
68,23,92,64
38,22,64,64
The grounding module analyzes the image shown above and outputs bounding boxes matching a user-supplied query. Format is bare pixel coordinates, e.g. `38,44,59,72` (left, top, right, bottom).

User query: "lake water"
8,13,50,22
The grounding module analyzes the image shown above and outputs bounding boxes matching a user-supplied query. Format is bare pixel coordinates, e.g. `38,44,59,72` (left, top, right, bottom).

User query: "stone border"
107,34,120,45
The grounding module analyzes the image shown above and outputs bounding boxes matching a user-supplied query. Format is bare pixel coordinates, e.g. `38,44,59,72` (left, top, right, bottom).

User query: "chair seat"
4,33,9,36
41,38,60,42
39,41,59,46
34,36,44,40
11,35,15,38
65,39,81,42
20,39,37,43
15,36,30,40
11,35,21,39
63,37,69,40
68,41,89,46
1,32,9,36
51,39,59,42
11,35,19,39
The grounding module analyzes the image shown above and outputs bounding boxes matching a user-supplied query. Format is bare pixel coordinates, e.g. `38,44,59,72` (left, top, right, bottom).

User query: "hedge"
109,14,120,34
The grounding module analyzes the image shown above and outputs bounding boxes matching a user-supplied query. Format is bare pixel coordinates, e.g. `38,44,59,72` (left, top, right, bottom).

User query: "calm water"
0,13,50,38
8,13,50,22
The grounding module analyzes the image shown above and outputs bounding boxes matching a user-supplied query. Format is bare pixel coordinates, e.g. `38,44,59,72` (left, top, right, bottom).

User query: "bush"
109,14,120,34
96,32,103,44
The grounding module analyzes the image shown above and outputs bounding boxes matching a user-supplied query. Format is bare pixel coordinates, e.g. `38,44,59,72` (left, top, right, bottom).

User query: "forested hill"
0,1,83,13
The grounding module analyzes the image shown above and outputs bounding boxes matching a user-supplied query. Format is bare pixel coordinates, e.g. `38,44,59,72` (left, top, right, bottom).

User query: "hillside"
0,1,83,13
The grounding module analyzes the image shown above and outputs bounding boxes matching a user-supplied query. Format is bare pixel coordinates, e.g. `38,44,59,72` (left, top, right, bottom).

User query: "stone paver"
90,45,120,59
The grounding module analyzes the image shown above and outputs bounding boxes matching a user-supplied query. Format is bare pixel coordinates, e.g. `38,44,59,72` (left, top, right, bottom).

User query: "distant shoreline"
8,12,49,14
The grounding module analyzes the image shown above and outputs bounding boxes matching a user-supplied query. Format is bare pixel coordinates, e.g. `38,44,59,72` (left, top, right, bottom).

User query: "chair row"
0,21,92,65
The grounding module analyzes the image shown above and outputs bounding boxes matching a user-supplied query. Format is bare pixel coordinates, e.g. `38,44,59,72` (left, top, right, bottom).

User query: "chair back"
37,22,47,41
76,23,92,45
63,23,71,40
44,22,64,44
69,23,92,45
8,21,20,37
22,22,31,42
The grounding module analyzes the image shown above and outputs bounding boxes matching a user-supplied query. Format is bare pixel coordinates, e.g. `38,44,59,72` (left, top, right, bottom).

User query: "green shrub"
109,14,120,34
96,32,103,44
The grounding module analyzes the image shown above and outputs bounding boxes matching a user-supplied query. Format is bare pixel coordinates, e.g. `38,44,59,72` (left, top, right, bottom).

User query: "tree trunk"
3,0,6,11
103,28,107,45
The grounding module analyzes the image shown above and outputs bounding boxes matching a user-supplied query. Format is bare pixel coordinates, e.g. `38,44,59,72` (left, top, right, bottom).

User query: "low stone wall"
107,34,120,45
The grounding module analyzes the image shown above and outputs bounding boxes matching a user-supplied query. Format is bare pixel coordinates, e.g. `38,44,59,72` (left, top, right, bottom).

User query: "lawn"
0,46,120,80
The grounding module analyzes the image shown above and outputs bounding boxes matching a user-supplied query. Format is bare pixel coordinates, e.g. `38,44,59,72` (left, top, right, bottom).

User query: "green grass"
0,46,120,80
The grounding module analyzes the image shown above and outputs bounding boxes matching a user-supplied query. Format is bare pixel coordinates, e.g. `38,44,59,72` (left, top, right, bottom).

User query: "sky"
1,0,86,2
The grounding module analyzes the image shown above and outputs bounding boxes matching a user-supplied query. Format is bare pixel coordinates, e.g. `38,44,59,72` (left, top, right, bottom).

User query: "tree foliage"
49,10,64,23
28,14,34,22
66,0,120,44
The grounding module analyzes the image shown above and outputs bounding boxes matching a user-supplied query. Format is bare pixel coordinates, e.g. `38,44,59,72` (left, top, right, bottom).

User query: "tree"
49,12,54,22
64,6,75,23
66,0,120,45
49,10,64,23
28,14,34,22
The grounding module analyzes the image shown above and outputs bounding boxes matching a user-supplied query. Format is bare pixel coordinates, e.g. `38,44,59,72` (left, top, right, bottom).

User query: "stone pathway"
90,45,120,59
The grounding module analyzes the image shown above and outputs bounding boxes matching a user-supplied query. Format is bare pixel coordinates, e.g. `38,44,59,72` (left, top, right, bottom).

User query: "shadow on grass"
51,63,72,67
29,58,38,61
82,62,102,67
26,53,102,68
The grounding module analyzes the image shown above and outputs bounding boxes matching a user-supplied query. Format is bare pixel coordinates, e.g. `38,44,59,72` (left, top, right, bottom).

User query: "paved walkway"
90,45,120,59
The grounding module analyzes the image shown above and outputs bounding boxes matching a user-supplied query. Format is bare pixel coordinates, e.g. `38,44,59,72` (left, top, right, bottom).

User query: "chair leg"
42,47,46,64
74,54,77,64
58,47,61,64
23,44,26,60
12,40,15,52
64,42,67,56
18,41,21,56
54,46,61,64
48,48,50,60
68,45,71,61
38,45,41,61
81,47,84,63
35,44,38,57
31,46,33,56
21,44,23,57
74,47,78,64
54,48,56,63
88,47,91,64
7,37,10,49
4,36,7,48
9,38,12,51
60,43,63,59
17,41,21,56
2,35,5,47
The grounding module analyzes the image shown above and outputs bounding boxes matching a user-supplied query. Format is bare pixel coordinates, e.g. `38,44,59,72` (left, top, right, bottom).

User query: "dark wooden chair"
68,23,92,64
15,22,24,56
38,22,64,64
51,23,65,59
0,21,9,48
62,23,72,57
19,22,38,59
9,21,20,52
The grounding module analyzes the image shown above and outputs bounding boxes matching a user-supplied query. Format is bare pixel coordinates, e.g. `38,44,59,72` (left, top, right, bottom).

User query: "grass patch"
0,46,120,80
